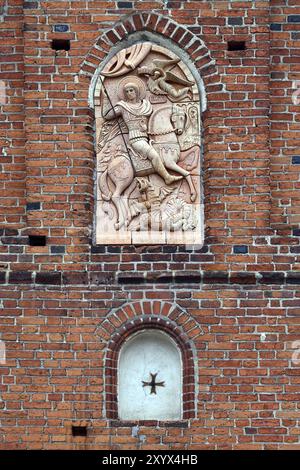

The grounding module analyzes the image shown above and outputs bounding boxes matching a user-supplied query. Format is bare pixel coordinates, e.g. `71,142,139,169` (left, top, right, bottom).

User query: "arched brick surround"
81,12,219,95
98,301,201,421
78,12,227,241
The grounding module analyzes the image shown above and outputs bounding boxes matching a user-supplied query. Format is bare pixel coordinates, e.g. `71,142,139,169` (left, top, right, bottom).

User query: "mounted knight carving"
94,41,202,245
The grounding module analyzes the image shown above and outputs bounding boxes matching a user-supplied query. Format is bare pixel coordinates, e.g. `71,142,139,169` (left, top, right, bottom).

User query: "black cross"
142,372,165,394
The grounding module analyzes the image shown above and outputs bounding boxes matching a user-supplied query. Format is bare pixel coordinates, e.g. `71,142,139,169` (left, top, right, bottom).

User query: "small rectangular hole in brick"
72,425,87,437
51,39,70,51
28,235,47,247
228,41,246,51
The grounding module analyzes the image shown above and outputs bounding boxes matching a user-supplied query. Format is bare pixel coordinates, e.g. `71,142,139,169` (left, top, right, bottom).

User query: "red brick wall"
0,0,300,450
270,0,300,231
0,0,26,229
1,284,300,450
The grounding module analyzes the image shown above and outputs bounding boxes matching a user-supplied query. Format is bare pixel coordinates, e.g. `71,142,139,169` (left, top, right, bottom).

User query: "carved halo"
117,75,146,100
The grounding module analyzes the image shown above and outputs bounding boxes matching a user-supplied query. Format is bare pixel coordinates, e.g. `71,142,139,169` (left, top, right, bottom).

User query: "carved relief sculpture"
94,42,202,245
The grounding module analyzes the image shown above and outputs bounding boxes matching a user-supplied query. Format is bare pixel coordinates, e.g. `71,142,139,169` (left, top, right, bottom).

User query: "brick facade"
0,0,300,450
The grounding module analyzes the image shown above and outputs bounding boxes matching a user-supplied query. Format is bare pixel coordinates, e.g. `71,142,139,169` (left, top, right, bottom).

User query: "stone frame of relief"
94,39,203,245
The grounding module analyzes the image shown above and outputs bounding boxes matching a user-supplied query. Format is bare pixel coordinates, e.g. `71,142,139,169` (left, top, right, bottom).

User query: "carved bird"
138,58,195,91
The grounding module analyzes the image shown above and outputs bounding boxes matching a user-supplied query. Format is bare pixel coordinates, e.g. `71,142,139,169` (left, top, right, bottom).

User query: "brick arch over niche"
79,13,226,238
80,12,220,97
99,301,201,421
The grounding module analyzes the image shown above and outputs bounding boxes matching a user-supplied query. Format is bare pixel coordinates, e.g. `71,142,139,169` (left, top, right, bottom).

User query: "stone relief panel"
94,42,202,245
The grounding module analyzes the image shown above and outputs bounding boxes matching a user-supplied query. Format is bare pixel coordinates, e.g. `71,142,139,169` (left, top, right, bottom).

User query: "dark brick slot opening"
28,235,47,247
292,156,300,164
233,245,248,254
228,41,246,51
51,39,70,51
71,425,87,437
26,202,41,211
54,25,69,33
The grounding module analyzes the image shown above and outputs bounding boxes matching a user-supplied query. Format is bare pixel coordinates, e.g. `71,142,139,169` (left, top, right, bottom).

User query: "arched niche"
118,329,182,420
93,37,204,246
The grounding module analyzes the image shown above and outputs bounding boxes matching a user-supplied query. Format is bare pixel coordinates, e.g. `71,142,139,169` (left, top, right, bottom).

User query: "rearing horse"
149,105,196,201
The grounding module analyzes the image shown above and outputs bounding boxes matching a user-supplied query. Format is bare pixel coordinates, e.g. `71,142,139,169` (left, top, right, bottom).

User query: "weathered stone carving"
101,44,152,78
95,42,202,245
137,58,194,101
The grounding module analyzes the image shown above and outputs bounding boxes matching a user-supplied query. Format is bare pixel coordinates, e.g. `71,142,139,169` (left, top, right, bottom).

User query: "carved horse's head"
171,105,187,136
